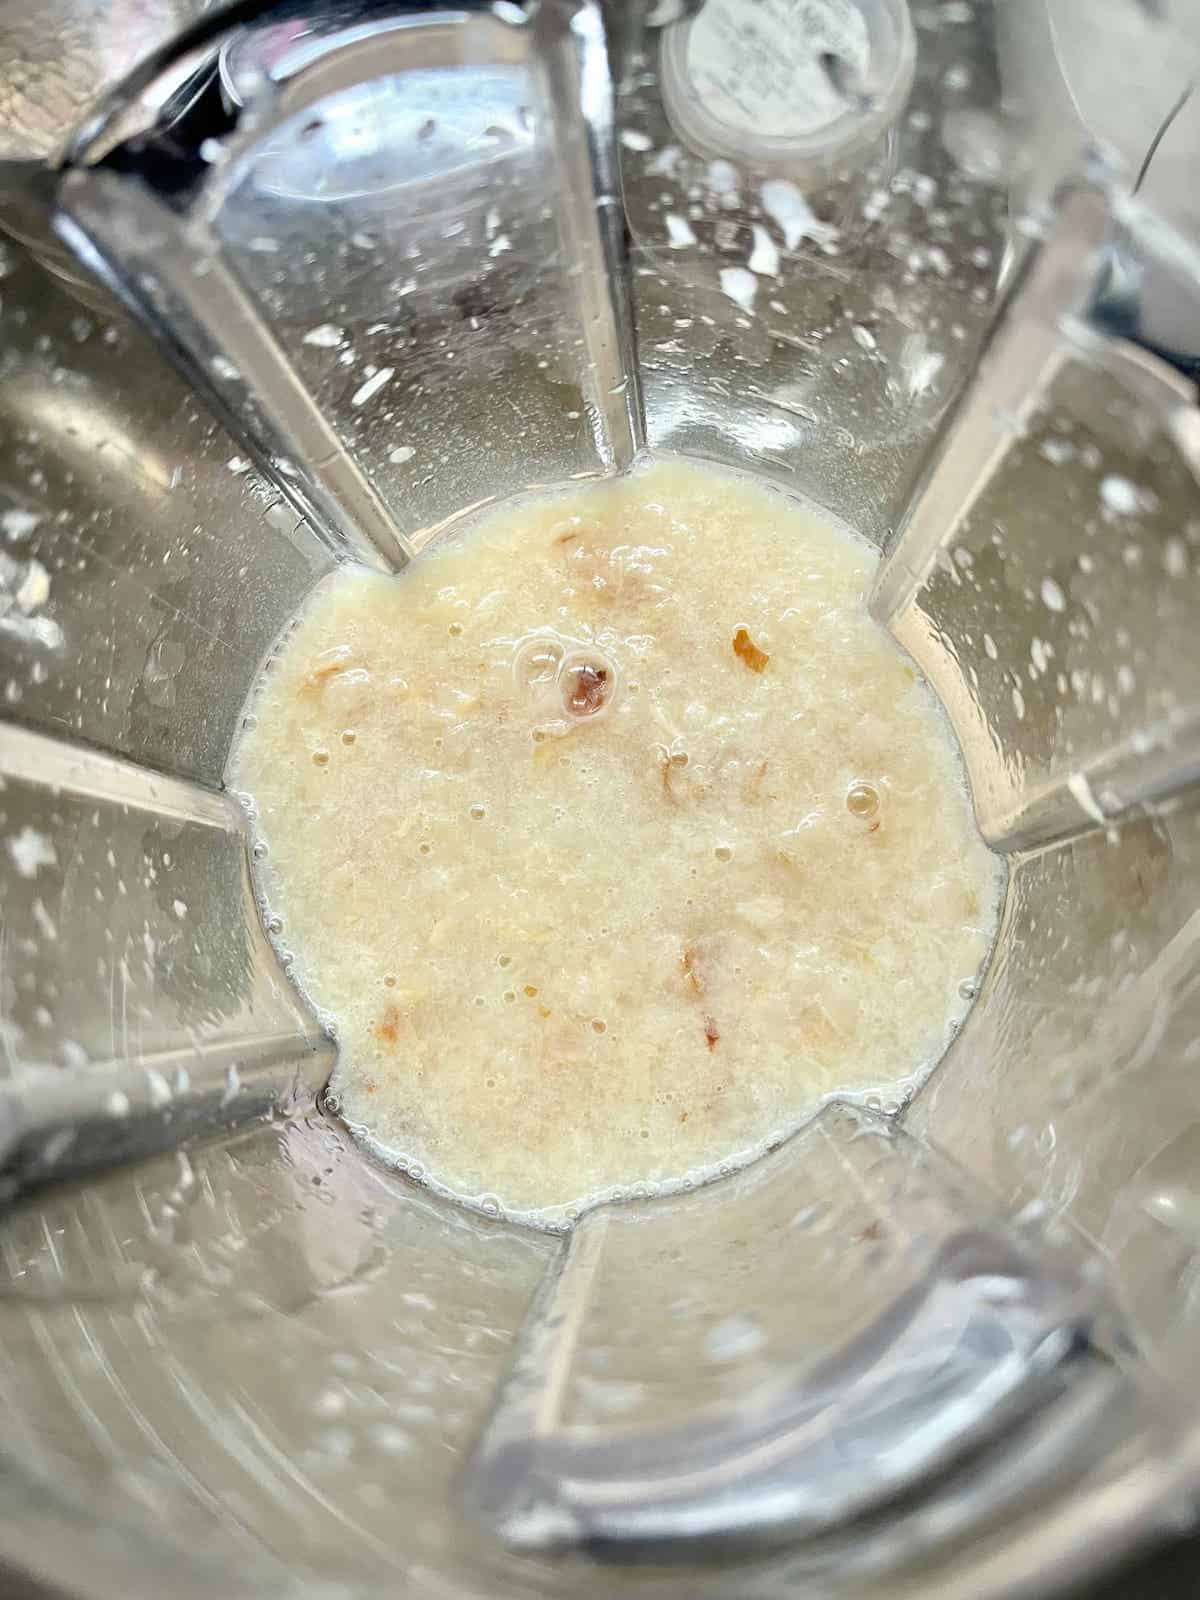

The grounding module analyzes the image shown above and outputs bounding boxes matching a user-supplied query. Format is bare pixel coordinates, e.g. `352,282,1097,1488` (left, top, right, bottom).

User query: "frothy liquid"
230,458,1002,1222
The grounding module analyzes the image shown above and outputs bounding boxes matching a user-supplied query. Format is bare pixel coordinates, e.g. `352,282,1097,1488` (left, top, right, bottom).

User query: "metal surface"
1,0,1200,1596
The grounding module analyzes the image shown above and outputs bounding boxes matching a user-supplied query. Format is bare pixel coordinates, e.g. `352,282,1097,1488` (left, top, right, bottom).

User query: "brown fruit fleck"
563,663,609,717
681,944,705,996
374,1006,400,1047
798,1004,838,1049
704,1016,720,1051
744,758,770,800
733,627,769,674
659,747,687,805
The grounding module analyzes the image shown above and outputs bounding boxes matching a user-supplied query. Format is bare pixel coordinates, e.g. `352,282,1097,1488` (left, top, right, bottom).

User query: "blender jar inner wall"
0,0,1198,1595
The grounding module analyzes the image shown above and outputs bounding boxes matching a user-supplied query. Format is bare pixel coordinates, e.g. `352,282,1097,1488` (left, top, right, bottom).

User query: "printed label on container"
685,0,870,139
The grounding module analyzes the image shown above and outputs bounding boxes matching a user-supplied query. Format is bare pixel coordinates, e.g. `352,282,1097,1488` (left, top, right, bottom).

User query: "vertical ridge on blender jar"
1,722,244,833
0,723,333,1195
53,0,645,579
462,1102,1135,1557
871,178,1200,850
533,0,646,472
868,186,1111,634
57,181,416,575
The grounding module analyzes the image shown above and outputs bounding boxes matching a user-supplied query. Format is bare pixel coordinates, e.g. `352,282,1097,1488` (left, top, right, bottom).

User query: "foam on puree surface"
230,457,1003,1224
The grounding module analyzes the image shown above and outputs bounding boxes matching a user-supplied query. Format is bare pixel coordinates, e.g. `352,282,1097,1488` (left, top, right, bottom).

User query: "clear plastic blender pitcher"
2,0,1200,1594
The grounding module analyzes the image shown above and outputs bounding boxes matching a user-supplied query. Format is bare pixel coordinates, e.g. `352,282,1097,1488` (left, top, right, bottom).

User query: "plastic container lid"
659,0,916,178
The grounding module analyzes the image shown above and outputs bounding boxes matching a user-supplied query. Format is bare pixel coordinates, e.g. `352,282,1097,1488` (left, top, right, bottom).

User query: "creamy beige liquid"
230,458,1002,1224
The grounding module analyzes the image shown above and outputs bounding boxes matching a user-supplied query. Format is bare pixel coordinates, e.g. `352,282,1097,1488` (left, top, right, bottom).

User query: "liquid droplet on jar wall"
719,267,758,315
1100,475,1141,517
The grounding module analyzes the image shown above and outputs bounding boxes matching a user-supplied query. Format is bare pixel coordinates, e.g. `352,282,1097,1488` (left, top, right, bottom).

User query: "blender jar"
0,0,1199,1595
